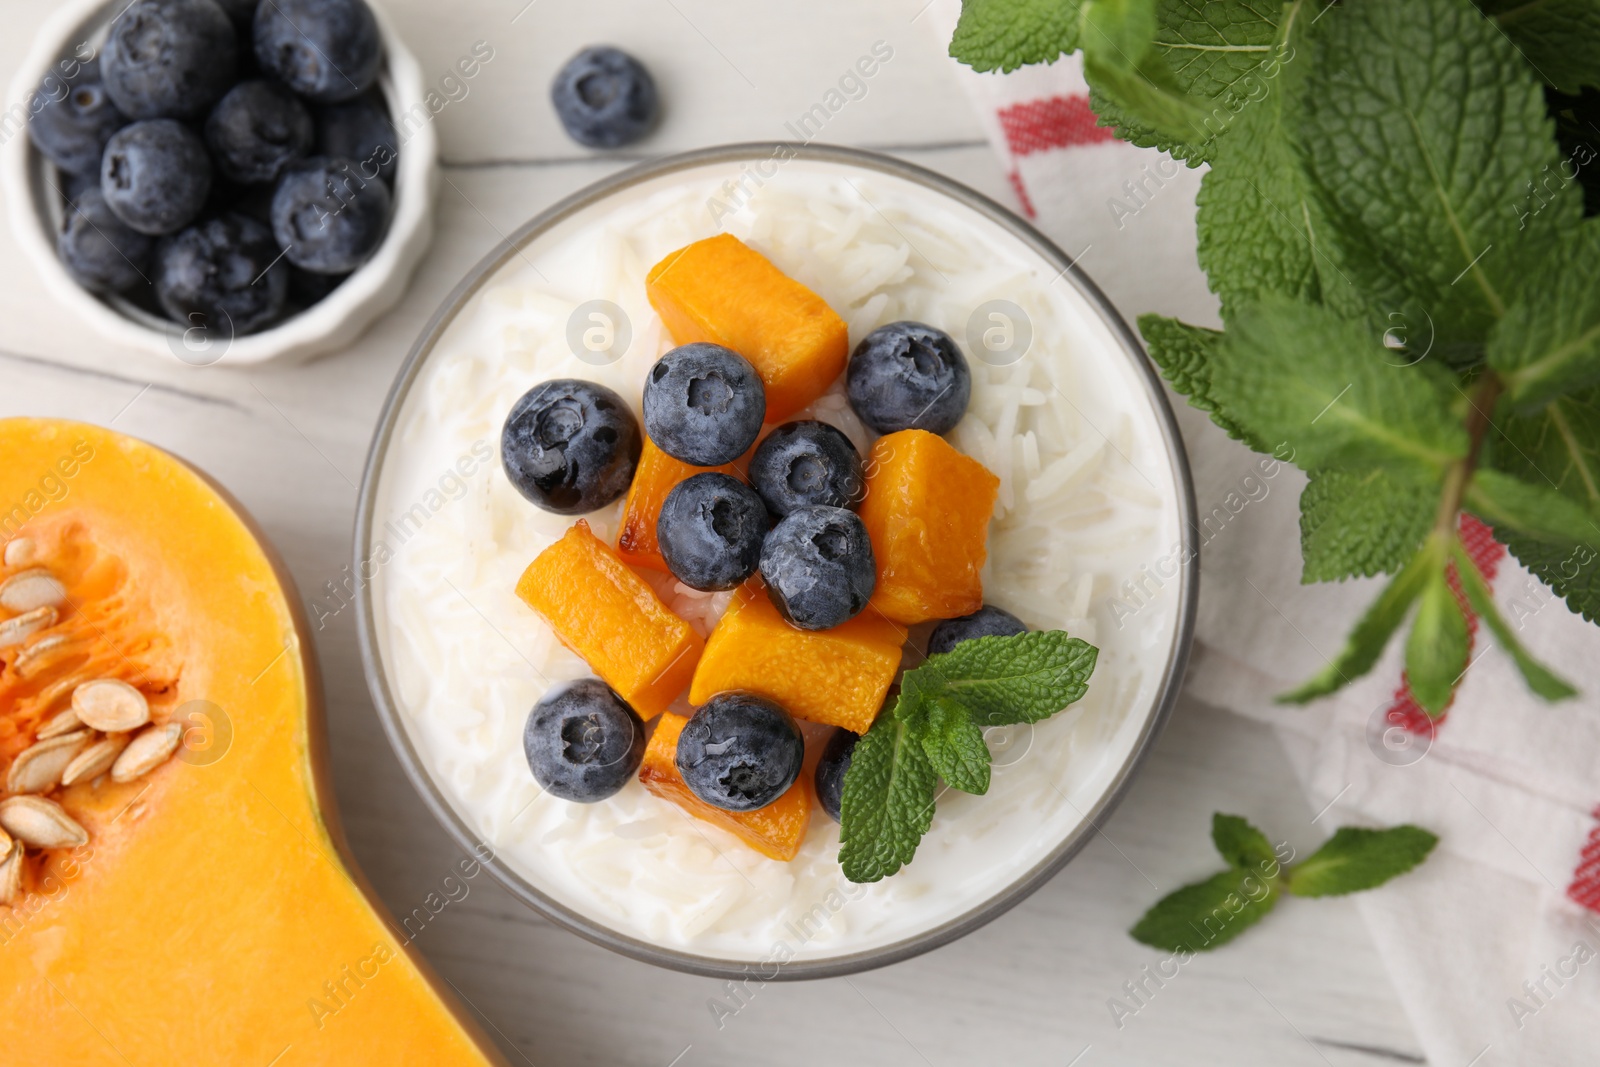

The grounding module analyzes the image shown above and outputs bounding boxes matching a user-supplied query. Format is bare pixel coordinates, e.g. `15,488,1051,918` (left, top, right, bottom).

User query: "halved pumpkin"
0,419,501,1066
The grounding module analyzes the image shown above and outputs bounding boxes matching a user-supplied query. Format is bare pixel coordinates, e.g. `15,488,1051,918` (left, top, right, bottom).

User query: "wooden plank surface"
0,1,1425,1063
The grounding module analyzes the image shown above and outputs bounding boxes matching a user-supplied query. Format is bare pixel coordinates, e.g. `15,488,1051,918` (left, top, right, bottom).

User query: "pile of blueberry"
507,321,998,816
29,0,399,338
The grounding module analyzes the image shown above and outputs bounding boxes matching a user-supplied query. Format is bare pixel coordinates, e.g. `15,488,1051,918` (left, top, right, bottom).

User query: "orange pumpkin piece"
617,438,745,573
515,520,701,719
690,580,903,735
639,712,812,861
646,234,848,422
858,430,1001,625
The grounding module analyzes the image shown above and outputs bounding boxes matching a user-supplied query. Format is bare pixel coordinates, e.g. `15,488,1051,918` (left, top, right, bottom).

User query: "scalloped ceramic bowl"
1,0,437,366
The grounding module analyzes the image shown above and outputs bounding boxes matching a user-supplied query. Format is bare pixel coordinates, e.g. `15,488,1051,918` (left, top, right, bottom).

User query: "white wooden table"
0,2,1426,1063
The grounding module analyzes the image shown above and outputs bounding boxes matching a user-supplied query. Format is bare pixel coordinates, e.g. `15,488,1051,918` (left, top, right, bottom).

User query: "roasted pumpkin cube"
515,520,702,719
689,580,904,735
646,234,848,422
617,437,746,573
639,711,813,861
858,430,1000,625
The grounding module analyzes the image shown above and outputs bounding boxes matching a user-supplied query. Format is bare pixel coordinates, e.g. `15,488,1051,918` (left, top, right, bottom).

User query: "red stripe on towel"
996,95,1115,157
1569,807,1600,914
1391,515,1507,735
1007,168,1037,218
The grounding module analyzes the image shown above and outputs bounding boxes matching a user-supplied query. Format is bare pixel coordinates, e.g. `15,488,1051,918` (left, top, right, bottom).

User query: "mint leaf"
1280,546,1434,703
1466,468,1600,545
1451,540,1579,700
1480,0,1600,94
901,630,1098,727
1129,868,1279,952
1300,467,1437,583
949,0,1083,73
1487,388,1600,621
1285,826,1439,897
1080,0,1215,145
1212,813,1278,872
918,699,991,795
1491,223,1600,408
838,708,938,884
1300,0,1579,359
1404,562,1471,715
1209,298,1468,472
1137,314,1264,447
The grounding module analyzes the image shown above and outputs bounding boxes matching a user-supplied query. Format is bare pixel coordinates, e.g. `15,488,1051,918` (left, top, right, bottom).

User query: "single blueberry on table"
759,505,876,630
523,679,645,803
254,0,383,103
100,119,212,235
748,420,865,516
28,73,126,175
926,604,1028,657
205,80,314,184
270,156,392,273
57,188,154,294
676,693,804,812
501,378,642,514
642,343,766,467
814,727,859,823
657,472,769,591
846,320,972,435
551,46,659,149
315,90,399,183
101,0,238,120
153,212,289,337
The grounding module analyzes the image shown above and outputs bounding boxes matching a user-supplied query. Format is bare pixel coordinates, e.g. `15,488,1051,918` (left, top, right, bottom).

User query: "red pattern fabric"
1006,168,1036,218
996,95,1115,158
1569,806,1600,914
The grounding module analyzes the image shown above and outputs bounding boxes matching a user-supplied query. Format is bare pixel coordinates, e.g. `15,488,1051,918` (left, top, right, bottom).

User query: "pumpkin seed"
35,706,83,740
6,731,90,794
3,537,36,568
0,796,88,849
72,679,149,732
61,735,130,787
0,843,20,905
0,605,55,648
111,722,182,783
13,634,76,676
0,569,66,613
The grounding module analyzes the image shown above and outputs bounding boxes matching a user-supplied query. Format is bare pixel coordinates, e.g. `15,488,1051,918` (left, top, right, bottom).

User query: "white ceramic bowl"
357,145,1199,978
1,0,437,366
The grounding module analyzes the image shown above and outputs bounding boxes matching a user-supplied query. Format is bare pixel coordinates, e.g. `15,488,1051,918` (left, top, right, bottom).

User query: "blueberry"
62,169,101,207
657,473,768,591
205,81,313,184
57,188,154,294
28,75,126,175
254,0,382,104
153,212,289,336
523,679,645,803
748,421,865,516
676,693,804,812
501,379,642,514
101,0,238,120
847,321,972,435
270,157,391,273
551,46,659,149
759,505,875,630
642,344,765,466
315,90,399,184
927,604,1028,656
101,119,211,235
814,727,859,823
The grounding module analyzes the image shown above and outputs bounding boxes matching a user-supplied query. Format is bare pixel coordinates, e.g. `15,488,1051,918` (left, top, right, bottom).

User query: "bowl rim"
353,141,1199,980
0,0,438,367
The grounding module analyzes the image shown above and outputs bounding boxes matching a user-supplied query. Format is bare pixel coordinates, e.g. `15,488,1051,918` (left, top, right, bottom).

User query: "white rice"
370,161,1183,962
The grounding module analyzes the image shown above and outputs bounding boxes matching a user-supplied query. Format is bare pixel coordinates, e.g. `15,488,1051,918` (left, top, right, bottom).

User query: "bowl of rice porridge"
355,143,1197,978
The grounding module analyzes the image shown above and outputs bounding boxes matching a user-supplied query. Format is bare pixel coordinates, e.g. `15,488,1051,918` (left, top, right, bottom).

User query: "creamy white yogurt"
368,156,1186,963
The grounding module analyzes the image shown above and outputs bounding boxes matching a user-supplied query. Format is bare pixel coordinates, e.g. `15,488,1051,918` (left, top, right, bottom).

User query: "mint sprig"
838,631,1098,883
1130,814,1438,953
